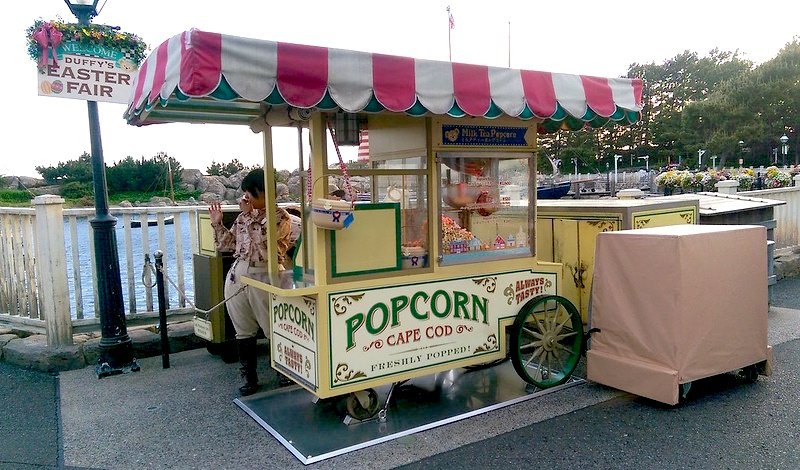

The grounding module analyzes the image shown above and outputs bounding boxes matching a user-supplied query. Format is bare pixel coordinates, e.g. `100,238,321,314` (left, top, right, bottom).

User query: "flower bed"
654,167,790,193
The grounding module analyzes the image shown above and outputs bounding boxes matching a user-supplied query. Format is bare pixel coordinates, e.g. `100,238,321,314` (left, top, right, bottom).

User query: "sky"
1,0,799,178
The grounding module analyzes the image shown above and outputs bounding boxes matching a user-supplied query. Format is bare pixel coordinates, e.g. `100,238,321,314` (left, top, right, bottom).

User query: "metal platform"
235,361,584,465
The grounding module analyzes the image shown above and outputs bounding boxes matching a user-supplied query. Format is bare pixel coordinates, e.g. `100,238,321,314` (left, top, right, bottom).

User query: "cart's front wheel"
510,294,584,389
345,389,380,421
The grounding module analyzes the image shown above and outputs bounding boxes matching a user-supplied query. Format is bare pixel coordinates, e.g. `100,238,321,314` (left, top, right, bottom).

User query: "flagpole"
449,27,452,61
447,6,452,61
508,21,511,67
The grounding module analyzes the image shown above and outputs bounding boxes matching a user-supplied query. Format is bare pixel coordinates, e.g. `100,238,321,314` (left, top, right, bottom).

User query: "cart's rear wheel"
510,294,583,389
345,389,380,421
740,365,759,383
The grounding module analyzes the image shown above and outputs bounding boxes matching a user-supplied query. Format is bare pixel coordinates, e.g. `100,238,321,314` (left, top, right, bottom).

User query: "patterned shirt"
212,208,268,263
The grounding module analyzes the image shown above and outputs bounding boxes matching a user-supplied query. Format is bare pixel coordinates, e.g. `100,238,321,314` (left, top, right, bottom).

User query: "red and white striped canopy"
125,29,643,131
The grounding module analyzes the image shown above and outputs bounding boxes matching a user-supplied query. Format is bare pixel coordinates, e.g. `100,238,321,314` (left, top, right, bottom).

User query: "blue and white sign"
441,124,529,147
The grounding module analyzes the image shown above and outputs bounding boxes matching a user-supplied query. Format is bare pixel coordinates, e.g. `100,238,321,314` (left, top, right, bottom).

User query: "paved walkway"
2,280,799,469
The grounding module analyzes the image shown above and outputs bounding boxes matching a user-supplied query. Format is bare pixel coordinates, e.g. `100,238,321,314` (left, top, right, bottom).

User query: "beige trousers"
224,259,270,340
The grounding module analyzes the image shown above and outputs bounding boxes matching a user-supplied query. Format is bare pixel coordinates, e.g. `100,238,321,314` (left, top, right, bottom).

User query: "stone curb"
0,321,208,373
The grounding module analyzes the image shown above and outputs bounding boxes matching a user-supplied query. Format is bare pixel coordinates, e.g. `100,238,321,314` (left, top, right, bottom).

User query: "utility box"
193,207,240,358
588,224,772,405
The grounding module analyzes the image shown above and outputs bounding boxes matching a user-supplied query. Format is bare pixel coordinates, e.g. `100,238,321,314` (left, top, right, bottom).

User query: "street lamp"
638,155,650,172
613,154,622,197
64,0,138,377
738,140,745,167
780,134,789,167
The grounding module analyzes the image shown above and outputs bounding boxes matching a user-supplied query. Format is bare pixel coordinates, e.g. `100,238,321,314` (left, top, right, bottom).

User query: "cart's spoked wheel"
345,388,380,421
510,294,583,389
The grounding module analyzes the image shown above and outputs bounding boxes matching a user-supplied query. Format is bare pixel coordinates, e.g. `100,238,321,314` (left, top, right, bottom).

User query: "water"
63,212,195,319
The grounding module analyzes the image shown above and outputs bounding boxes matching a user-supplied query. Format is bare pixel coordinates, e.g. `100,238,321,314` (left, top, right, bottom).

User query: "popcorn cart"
125,29,643,420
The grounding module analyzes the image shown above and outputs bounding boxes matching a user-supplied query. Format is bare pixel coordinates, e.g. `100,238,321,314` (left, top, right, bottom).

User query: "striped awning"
125,29,643,132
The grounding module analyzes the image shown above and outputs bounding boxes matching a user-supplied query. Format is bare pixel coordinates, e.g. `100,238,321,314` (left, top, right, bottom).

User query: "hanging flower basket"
26,19,147,70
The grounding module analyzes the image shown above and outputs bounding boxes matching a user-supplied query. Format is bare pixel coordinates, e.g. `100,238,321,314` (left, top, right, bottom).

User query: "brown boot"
237,338,260,396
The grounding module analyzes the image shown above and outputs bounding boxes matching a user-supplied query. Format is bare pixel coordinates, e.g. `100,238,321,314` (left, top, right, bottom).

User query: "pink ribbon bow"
33,22,63,69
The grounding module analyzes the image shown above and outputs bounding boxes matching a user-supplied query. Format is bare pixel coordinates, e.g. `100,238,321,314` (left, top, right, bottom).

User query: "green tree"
35,152,93,184
626,49,752,167
207,158,250,177
106,152,183,194
682,40,800,167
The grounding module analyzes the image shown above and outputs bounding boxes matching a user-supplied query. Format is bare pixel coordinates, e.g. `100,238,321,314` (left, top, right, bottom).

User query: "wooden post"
32,195,73,347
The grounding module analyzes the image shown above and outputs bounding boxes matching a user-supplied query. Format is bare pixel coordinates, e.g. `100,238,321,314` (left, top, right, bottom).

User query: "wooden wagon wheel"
510,294,584,388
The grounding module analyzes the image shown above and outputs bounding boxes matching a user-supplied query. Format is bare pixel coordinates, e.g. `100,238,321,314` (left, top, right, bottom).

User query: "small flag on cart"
358,129,370,163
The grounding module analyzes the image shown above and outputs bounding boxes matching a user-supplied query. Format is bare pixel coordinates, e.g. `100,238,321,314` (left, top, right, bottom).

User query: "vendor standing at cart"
209,168,293,395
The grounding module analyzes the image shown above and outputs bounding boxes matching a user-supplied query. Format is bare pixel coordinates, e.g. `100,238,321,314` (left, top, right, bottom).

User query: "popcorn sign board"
271,294,318,389
37,41,138,104
328,270,557,389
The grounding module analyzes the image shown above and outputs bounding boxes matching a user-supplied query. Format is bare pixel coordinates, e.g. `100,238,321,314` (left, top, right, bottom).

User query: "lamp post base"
96,359,141,378
95,336,141,378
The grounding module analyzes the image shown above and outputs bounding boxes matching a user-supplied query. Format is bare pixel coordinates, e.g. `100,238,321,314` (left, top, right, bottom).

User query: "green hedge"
0,189,32,203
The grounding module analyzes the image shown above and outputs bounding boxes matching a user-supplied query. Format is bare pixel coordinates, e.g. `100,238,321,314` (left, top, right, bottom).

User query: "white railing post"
32,195,73,347
794,174,800,187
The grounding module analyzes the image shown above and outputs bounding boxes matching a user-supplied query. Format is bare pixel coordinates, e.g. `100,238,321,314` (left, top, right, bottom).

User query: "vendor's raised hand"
209,201,223,226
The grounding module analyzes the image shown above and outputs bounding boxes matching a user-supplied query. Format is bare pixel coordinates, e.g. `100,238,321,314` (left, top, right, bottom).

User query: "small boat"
130,215,174,228
537,181,572,199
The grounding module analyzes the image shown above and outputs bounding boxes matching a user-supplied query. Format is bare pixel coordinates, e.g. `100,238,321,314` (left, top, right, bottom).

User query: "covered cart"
588,224,773,405
125,29,643,419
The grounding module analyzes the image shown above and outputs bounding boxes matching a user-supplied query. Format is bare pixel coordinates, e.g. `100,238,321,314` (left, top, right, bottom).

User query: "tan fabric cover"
587,224,770,405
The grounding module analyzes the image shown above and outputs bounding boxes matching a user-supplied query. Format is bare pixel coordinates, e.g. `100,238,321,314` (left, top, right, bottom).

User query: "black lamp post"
64,0,138,377
780,134,789,167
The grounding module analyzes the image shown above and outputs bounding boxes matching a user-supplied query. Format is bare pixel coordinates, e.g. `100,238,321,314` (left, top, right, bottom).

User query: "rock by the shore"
149,196,174,207
18,176,46,188
29,185,62,196
223,189,238,202
118,200,133,207
227,169,246,189
181,168,203,186
197,176,227,196
3,176,20,189
199,192,222,203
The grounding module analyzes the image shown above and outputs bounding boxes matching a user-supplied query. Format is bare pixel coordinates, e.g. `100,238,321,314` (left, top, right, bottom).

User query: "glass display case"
438,152,534,264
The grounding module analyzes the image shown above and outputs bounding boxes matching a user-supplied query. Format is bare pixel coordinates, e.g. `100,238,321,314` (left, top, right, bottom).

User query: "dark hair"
241,168,265,198
330,189,346,199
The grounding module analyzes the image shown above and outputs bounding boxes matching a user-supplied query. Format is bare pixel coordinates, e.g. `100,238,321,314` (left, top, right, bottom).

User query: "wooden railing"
0,197,201,345
62,206,200,320
0,207,39,322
